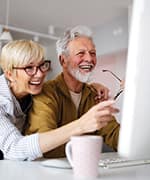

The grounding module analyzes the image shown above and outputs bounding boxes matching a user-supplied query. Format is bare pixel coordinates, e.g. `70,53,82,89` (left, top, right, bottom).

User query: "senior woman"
0,40,118,161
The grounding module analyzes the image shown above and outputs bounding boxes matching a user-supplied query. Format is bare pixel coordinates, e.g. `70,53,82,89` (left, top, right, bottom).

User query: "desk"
0,153,150,180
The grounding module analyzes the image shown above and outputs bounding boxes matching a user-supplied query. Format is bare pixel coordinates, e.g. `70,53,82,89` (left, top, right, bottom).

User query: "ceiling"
0,0,132,45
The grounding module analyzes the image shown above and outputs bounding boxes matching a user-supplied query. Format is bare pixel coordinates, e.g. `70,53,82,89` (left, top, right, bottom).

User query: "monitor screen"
118,0,150,159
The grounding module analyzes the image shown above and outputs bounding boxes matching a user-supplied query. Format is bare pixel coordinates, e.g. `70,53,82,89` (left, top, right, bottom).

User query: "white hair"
56,25,93,57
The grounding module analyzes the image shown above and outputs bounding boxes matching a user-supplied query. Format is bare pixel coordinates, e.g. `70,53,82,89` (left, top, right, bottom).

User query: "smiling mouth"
79,64,94,71
29,80,42,86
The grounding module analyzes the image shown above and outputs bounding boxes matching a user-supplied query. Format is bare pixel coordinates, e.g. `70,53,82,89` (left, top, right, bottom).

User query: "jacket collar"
55,73,93,99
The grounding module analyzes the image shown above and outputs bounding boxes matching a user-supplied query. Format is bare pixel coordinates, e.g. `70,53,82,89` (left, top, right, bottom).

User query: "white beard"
68,67,93,83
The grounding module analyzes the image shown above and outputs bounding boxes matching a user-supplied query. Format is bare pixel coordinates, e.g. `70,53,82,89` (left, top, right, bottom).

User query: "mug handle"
65,141,74,167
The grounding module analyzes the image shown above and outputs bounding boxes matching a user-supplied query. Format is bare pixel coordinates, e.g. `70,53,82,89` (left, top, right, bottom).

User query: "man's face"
63,37,97,82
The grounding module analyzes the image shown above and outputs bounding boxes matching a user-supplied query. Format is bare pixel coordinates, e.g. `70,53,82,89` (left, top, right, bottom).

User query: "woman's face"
7,60,49,99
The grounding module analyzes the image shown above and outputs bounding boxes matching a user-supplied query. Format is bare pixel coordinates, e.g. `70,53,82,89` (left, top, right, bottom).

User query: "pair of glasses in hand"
113,89,123,100
102,69,123,100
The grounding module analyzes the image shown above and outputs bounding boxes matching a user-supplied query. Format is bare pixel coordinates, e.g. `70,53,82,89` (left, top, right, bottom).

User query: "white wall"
93,13,128,55
44,42,61,80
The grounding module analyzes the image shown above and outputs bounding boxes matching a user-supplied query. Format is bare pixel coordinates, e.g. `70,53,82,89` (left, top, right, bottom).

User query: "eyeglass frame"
102,69,123,100
13,60,51,76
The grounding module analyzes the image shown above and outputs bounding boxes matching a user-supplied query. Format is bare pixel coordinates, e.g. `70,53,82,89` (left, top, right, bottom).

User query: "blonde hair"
0,39,45,72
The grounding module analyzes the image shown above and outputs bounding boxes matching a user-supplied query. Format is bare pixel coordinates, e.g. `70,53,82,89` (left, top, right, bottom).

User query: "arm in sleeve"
26,89,59,134
97,116,120,151
26,89,65,158
0,107,42,161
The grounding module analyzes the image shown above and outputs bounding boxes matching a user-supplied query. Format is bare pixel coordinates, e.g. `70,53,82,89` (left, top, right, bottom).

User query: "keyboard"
40,153,150,169
99,157,150,169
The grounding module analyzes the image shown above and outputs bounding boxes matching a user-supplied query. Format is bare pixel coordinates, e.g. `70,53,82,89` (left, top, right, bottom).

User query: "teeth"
30,81,41,85
79,65,93,69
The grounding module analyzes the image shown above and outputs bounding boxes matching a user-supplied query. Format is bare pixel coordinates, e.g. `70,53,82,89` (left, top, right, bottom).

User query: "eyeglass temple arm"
113,89,123,100
102,69,122,82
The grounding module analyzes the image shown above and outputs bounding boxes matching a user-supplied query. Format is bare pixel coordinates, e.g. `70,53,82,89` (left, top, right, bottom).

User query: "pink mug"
65,135,103,178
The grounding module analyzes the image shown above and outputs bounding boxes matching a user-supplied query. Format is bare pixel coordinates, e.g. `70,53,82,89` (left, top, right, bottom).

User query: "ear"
4,70,15,82
59,55,66,66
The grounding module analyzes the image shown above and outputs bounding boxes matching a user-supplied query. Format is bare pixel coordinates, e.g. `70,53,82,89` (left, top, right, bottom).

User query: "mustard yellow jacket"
26,73,120,158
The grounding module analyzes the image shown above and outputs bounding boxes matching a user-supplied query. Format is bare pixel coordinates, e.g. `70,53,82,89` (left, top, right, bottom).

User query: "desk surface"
1,152,150,180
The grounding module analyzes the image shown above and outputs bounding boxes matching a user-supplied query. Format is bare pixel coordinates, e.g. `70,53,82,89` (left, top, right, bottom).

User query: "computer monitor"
118,0,150,160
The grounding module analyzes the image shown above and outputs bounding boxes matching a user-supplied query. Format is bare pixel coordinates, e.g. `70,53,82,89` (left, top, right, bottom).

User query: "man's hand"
120,79,125,90
90,82,109,102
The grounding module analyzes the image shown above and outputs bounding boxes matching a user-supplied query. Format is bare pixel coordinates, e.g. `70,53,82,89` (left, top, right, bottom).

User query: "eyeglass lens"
13,60,51,76
25,61,51,75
